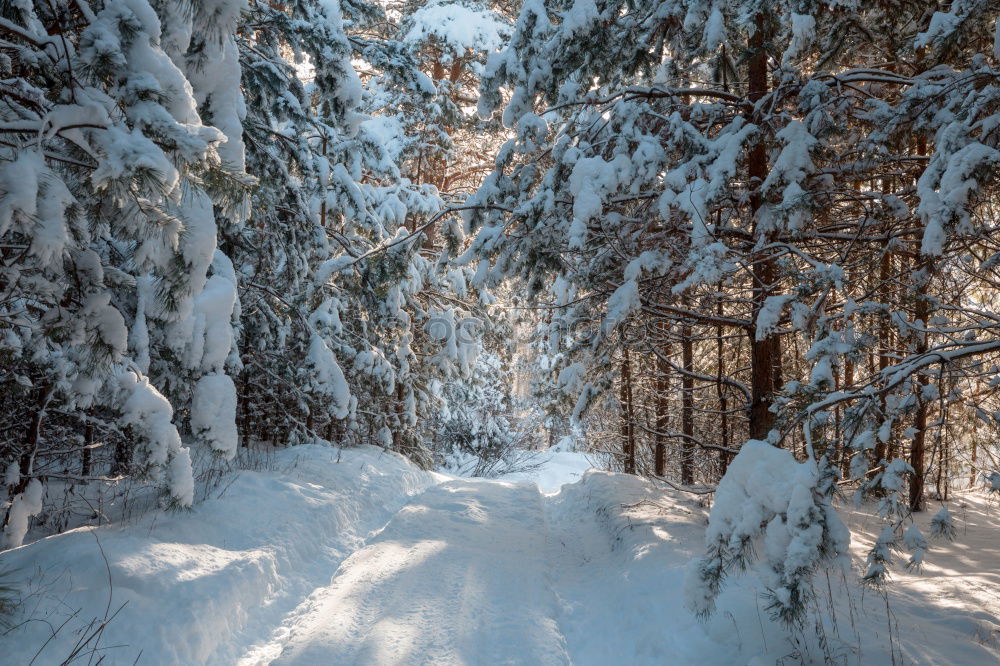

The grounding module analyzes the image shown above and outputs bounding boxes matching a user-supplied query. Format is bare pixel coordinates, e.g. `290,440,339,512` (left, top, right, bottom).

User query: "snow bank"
544,470,732,665
547,468,1000,665
0,445,439,665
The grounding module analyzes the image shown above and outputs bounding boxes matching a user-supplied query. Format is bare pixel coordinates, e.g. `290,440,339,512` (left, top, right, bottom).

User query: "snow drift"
0,445,439,664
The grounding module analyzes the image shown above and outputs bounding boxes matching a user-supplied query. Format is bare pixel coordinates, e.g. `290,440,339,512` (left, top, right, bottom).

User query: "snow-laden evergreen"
466,0,1000,623
0,0,246,506
684,440,849,624
0,0,511,526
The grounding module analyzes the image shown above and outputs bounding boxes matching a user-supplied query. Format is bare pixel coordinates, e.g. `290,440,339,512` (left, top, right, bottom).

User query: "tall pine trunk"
716,293,730,477
654,327,669,477
4,382,52,529
875,251,893,468
621,347,636,474
909,287,930,511
909,134,932,512
747,13,780,441
681,322,695,485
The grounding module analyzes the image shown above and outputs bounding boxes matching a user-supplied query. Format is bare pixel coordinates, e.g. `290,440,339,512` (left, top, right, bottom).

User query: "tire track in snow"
232,458,445,666
264,479,571,665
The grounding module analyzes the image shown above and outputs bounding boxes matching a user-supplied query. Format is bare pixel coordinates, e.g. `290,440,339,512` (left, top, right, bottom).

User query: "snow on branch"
684,440,849,625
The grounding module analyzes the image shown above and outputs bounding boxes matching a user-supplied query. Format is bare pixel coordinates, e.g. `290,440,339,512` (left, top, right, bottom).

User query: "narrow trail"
216,449,1000,666
243,470,720,666
256,479,571,665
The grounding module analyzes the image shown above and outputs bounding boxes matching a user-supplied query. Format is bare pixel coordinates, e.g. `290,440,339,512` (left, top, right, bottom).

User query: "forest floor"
1,445,998,665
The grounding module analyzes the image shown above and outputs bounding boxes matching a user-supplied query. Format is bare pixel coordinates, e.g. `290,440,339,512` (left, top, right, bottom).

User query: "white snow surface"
2,446,437,665
1,446,997,665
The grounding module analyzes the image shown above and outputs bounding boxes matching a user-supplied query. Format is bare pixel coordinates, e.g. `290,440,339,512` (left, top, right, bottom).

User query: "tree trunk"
239,364,251,447
113,434,132,476
909,272,931,512
716,292,730,477
875,251,893,467
392,383,407,455
654,330,669,477
841,358,854,477
14,383,51,493
909,391,928,511
681,322,695,485
909,134,932,513
82,419,94,478
936,432,947,501
747,12,780,441
621,347,636,475
969,437,978,488
5,382,52,529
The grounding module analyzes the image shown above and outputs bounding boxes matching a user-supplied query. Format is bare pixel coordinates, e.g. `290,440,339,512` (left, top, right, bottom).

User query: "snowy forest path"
237,469,716,666
257,478,574,665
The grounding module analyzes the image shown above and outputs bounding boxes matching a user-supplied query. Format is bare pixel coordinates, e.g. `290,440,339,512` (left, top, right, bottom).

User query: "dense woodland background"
0,0,999,625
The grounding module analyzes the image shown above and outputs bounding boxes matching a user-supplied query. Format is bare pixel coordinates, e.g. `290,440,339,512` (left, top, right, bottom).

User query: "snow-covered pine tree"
0,0,517,545
0,0,253,528
143,0,249,463
369,0,512,203
219,0,507,465
468,0,1000,623
221,0,359,447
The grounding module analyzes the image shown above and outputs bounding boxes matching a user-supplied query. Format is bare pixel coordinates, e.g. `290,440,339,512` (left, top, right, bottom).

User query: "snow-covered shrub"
929,506,956,541
684,440,850,625
437,411,520,477
433,353,539,477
